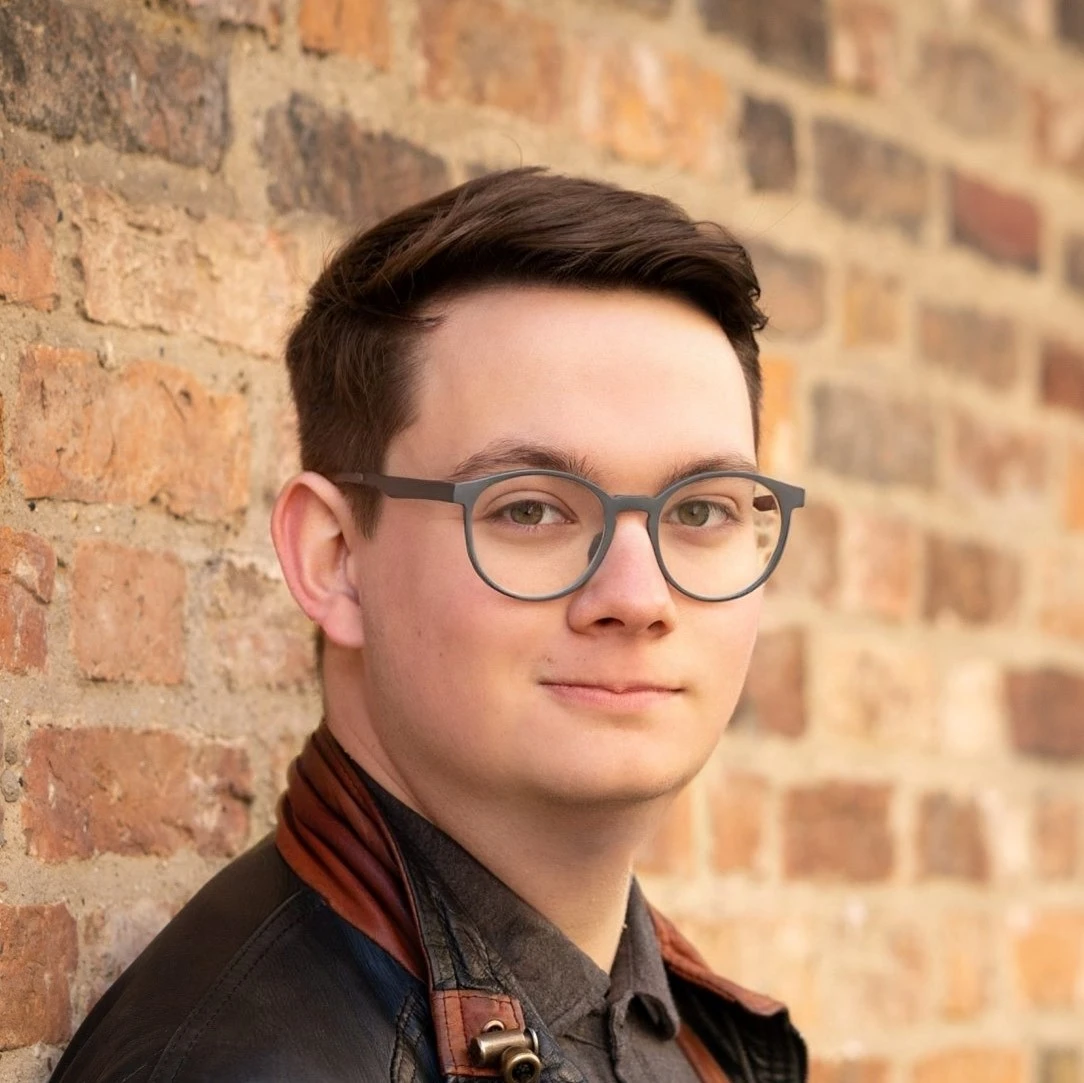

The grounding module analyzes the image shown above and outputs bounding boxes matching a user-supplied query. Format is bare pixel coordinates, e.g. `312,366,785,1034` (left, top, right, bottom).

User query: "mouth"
539,680,683,711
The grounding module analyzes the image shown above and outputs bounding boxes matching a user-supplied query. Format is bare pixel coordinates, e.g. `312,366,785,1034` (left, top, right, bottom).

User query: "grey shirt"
363,774,701,1083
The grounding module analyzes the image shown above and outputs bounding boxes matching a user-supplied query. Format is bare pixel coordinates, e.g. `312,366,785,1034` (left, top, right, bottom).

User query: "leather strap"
677,1026,732,1083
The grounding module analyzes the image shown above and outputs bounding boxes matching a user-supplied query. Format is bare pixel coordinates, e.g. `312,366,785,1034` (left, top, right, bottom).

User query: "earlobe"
271,473,367,649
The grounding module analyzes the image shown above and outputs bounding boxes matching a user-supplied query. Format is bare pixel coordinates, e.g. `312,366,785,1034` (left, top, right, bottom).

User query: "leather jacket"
50,726,807,1083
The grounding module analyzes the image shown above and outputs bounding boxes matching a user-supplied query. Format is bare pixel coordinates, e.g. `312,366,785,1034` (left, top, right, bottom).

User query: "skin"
272,285,762,970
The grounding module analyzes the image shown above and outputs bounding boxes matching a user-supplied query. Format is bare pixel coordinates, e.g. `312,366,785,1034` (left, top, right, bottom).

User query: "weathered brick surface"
419,0,563,122
1034,795,1079,879
746,242,826,337
0,0,229,169
635,785,695,876
1012,909,1084,1008
948,411,1046,515
735,626,806,737
918,793,990,881
1067,234,1084,296
1039,545,1084,642
1060,0,1084,47
15,346,249,521
0,528,55,675
709,771,768,872
759,355,796,473
1034,90,1084,179
1041,338,1084,416
262,94,450,224
924,534,1020,625
0,163,57,311
938,910,992,1018
913,1050,1024,1083
698,0,829,80
812,384,937,488
838,509,920,621
75,188,299,358
917,303,1018,389
809,1061,889,1083
1038,1049,1082,1083
1006,668,1084,759
0,904,78,1049
841,266,901,346
915,37,1020,137
813,120,929,237
741,97,797,191
22,727,252,861
182,0,282,40
950,172,1042,271
769,501,839,602
299,0,389,64
831,1,897,94
783,782,894,881
1067,443,1084,531
72,541,186,685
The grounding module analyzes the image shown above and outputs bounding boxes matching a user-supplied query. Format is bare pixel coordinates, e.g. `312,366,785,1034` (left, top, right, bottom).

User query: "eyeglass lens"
466,473,782,600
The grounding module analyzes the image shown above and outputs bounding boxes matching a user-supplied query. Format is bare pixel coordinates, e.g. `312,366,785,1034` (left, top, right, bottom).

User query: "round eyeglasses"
331,469,805,603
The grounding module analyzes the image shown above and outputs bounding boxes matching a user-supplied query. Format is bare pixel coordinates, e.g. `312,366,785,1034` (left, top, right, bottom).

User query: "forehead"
391,285,756,485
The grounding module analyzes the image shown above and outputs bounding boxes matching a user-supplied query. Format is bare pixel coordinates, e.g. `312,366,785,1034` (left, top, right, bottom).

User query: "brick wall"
1,0,1083,1080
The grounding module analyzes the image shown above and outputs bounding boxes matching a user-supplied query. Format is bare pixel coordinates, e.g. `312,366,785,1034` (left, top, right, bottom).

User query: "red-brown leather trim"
650,907,786,1018
275,724,427,981
432,990,526,1078
677,1025,732,1083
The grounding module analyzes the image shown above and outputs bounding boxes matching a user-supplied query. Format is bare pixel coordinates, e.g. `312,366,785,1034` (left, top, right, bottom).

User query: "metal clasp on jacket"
469,1019,542,1083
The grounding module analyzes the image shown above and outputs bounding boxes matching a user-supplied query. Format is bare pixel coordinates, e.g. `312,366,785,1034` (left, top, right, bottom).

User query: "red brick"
574,40,727,173
950,172,1041,271
810,1060,889,1083
299,0,388,64
1039,545,1084,642
261,94,450,224
22,727,252,861
813,119,929,237
0,163,57,311
0,903,78,1048
1034,88,1084,179
1068,442,1084,532
741,97,797,191
698,0,829,80
0,0,228,169
831,1,898,94
924,534,1020,626
0,528,56,675
15,346,249,521
419,0,563,123
759,356,797,474
915,36,1021,137
204,561,315,691
917,792,990,881
72,541,186,685
1007,667,1084,759
735,626,806,737
1060,0,1084,47
183,0,282,40
841,266,901,346
708,771,768,872
769,501,839,603
913,1050,1024,1083
1042,338,1084,417
783,781,894,881
73,188,300,359
812,384,937,488
635,785,695,876
839,509,920,621
599,0,673,12
938,910,993,1018
1012,909,1084,1008
1034,795,1079,879
918,303,1018,390
747,242,827,337
948,411,1046,515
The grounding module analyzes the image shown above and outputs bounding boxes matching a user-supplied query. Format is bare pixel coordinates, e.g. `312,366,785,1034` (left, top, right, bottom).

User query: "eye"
494,500,569,527
670,499,734,528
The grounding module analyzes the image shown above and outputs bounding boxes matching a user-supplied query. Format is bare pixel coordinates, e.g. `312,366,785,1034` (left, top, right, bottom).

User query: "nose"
565,513,677,636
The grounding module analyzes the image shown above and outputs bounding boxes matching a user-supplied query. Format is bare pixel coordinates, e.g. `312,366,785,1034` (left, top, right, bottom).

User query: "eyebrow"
448,440,759,491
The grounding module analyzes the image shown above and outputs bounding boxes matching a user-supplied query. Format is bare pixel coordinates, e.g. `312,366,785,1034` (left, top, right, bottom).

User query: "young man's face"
352,285,762,812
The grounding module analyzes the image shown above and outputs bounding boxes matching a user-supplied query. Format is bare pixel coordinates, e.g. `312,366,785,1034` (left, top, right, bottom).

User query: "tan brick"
1042,338,1084,417
948,411,1046,517
22,726,252,862
915,36,1021,137
938,658,1005,756
810,1060,890,1083
0,162,58,311
698,0,829,80
838,508,920,621
1007,667,1084,759
913,1049,1024,1083
1039,545,1084,642
841,266,902,346
1012,909,1084,1009
1034,795,1079,880
746,242,827,337
979,0,1052,37
1038,1048,1082,1083
918,302,1018,390
15,346,249,521
769,501,839,603
759,356,797,474
419,0,563,123
635,784,695,876
1061,0,1084,47
1067,441,1084,532
74,187,300,358
0,528,55,675
72,541,186,685
950,172,1041,271
817,636,936,749
735,626,806,737
204,561,315,691
1068,233,1084,297
784,781,894,881
917,792,990,882
0,903,78,1048
1034,87,1084,179
299,0,389,65
708,771,767,873
924,534,1020,626
575,39,727,172
183,0,282,41
938,910,993,1019
831,0,898,94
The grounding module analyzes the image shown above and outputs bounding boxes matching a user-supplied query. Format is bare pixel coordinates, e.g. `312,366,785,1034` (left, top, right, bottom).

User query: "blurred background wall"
1,0,1083,1080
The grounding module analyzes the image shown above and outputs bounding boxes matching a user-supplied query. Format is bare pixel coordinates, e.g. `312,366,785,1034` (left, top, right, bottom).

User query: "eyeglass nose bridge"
584,493,664,581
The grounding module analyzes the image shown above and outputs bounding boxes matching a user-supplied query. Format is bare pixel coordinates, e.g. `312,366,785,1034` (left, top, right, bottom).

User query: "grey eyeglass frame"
331,468,806,603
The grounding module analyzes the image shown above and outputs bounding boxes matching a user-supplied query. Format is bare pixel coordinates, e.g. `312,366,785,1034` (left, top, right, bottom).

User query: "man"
51,169,807,1082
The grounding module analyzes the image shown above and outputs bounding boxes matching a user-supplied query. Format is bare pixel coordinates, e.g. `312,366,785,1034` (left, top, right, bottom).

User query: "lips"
540,680,682,693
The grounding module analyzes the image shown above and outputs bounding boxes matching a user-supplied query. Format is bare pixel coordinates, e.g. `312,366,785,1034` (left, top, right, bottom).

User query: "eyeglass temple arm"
331,473,458,503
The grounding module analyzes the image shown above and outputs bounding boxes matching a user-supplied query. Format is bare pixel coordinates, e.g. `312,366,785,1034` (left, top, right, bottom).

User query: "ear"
271,472,367,650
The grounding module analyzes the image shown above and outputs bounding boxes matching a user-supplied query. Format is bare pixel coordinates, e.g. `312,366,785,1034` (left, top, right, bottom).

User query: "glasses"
331,469,805,603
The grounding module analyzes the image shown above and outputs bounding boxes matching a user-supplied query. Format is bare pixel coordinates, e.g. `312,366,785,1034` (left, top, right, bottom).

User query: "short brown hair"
285,167,767,531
